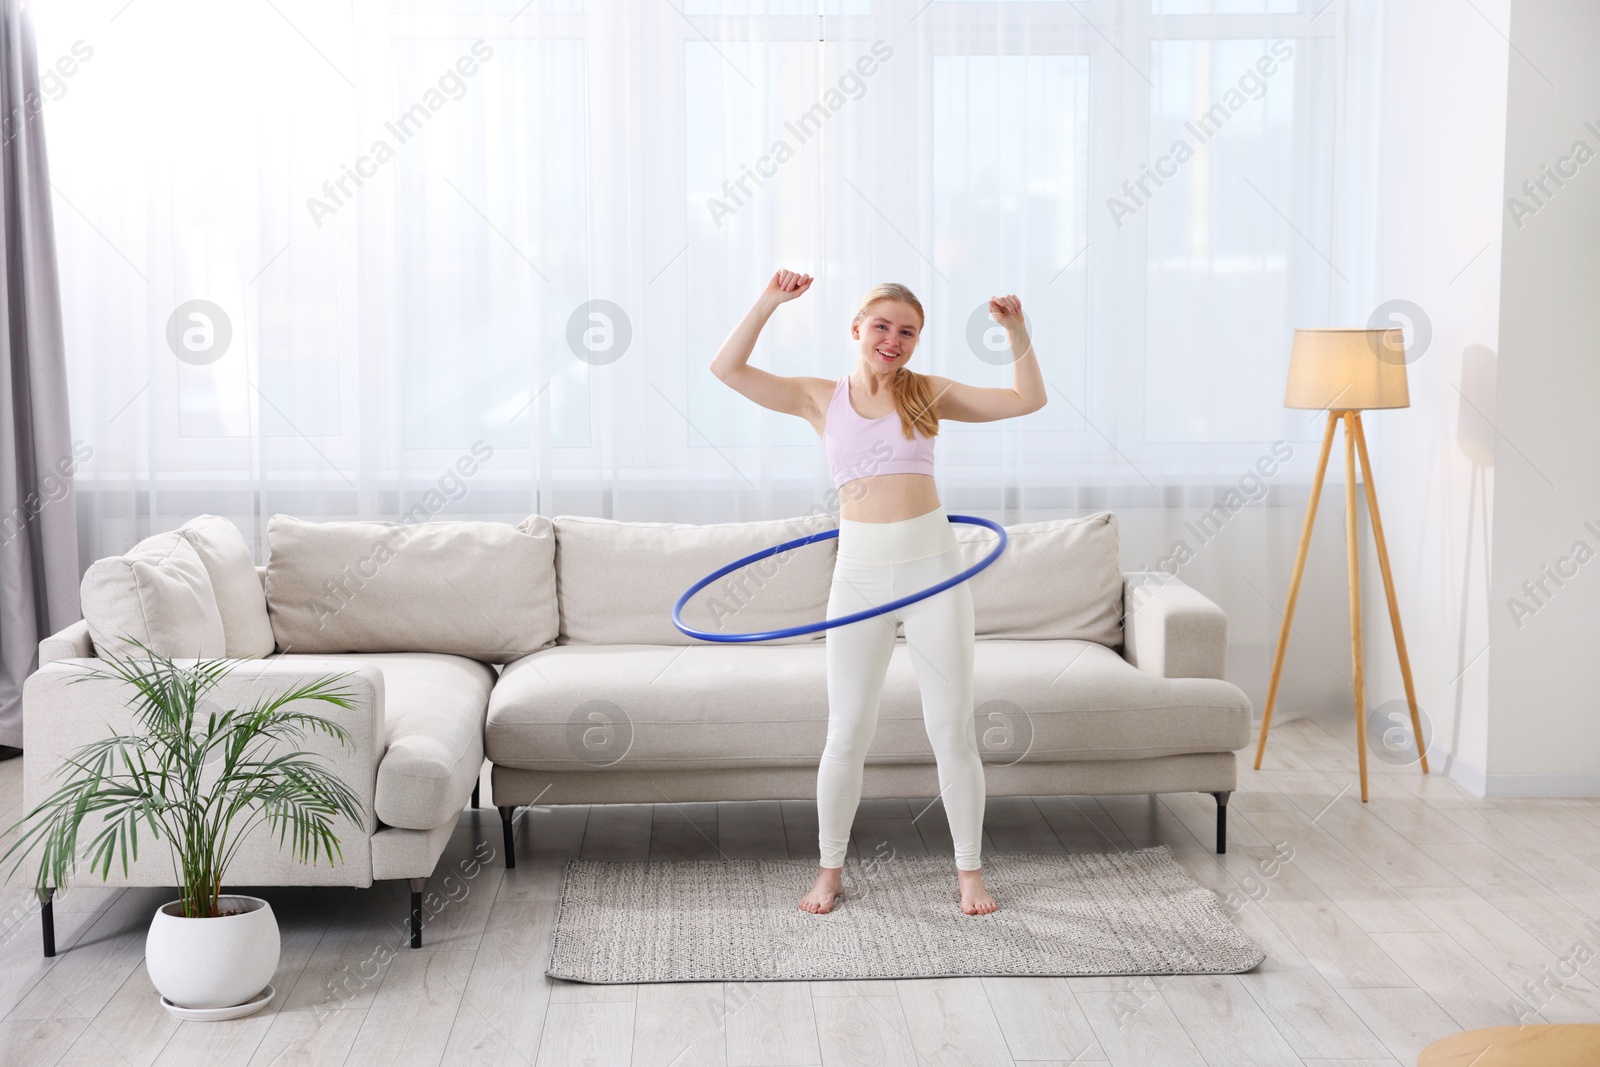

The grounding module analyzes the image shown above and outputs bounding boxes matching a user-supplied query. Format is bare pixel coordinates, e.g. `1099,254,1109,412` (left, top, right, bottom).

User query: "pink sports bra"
823,375,935,489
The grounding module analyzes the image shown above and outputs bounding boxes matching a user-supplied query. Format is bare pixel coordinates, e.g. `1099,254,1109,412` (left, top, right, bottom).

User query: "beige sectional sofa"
26,508,1252,956
484,510,1253,870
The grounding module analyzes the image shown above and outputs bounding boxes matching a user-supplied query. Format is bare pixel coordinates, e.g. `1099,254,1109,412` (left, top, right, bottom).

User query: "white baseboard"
1441,754,1487,796
1445,754,1600,798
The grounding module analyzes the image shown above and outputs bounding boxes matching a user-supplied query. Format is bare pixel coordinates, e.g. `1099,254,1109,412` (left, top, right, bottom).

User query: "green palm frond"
3,640,367,918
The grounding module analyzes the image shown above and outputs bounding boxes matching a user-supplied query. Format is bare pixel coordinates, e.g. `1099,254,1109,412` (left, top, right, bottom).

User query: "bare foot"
800,866,844,914
957,868,997,915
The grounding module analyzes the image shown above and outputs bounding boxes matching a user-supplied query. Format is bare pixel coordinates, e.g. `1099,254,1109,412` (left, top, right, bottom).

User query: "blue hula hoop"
672,514,1007,643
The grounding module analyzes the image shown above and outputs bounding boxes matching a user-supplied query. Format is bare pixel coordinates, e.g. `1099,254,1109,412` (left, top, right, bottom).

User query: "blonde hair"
850,283,939,441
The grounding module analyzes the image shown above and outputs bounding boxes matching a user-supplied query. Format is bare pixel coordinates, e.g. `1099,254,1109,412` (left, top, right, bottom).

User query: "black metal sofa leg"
1212,791,1230,854
499,806,517,869
408,877,426,949
471,781,480,809
40,888,54,958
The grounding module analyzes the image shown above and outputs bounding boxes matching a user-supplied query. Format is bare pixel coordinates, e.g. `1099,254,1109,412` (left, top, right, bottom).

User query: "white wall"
1480,0,1600,794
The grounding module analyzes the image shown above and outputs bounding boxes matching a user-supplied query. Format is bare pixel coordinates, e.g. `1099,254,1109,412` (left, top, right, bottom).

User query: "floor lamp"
1252,327,1427,803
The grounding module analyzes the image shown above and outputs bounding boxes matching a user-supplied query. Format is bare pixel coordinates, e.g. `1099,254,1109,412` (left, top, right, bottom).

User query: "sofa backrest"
263,514,558,663
79,528,226,660
82,509,1124,661
952,511,1123,646
551,509,1124,649
552,512,838,646
77,514,275,661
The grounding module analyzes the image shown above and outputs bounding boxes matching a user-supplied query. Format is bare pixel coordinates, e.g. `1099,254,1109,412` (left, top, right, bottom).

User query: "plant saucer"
159,983,274,1021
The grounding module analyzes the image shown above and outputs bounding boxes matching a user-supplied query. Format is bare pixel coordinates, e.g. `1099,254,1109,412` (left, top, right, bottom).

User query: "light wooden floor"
1,716,1598,1066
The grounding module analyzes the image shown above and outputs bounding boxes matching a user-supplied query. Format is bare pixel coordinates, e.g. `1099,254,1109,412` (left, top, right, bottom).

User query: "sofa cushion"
552,512,837,646
179,514,275,658
272,651,494,831
484,640,1251,772
955,511,1123,645
264,514,558,663
80,530,227,660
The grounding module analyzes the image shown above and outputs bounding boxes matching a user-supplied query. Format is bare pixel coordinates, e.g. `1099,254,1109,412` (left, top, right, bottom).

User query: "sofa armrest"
39,620,93,667
1120,571,1228,680
21,657,386,837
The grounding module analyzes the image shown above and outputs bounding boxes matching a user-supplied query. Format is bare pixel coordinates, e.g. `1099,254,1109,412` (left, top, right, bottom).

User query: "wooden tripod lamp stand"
1252,328,1427,803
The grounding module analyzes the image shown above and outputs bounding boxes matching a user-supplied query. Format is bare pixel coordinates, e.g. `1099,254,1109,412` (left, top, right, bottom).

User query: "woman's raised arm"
925,294,1048,423
709,270,824,420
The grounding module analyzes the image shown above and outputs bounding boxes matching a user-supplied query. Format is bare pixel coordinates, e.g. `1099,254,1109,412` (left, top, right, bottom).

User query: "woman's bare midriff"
836,473,941,523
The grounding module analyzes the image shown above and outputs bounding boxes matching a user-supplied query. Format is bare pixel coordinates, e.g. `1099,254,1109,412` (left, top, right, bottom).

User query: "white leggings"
818,504,986,871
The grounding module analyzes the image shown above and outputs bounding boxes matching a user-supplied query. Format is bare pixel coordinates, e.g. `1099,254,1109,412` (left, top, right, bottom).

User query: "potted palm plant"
3,640,365,1018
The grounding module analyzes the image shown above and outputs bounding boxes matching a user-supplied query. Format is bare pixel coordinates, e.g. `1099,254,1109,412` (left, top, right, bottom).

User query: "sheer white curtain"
34,0,1370,563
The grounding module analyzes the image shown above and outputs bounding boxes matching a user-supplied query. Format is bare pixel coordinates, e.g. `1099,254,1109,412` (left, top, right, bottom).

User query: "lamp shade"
1283,328,1410,411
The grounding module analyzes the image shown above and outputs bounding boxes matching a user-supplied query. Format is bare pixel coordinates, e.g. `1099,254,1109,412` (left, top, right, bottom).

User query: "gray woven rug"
546,846,1265,983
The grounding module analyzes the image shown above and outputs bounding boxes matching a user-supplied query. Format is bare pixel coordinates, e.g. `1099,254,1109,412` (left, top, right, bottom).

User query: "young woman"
709,270,1046,915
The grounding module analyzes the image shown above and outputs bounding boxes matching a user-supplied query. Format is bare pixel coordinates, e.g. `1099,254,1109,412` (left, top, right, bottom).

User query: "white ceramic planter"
145,895,280,1012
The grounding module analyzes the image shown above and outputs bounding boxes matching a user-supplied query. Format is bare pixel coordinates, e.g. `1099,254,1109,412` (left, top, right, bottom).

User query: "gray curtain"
0,0,77,749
